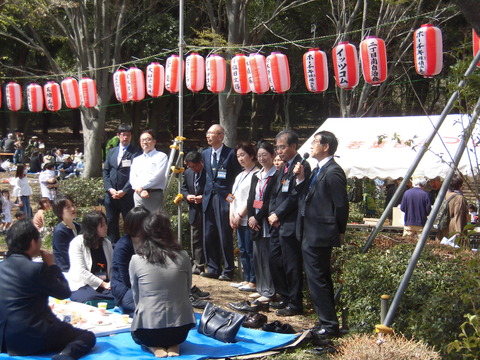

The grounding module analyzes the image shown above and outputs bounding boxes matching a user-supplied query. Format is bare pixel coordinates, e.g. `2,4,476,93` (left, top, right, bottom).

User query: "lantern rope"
0,5,457,81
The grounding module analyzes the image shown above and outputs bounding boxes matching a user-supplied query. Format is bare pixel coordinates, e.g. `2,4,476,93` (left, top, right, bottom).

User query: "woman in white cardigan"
67,210,114,303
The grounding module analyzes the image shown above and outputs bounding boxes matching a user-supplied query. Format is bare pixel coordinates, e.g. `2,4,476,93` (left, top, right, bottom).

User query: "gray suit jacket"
129,250,195,330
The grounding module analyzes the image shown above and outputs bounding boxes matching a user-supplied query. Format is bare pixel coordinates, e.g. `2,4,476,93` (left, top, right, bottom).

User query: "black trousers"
104,193,135,244
302,243,339,332
190,209,205,273
269,233,303,311
132,323,194,348
203,195,234,277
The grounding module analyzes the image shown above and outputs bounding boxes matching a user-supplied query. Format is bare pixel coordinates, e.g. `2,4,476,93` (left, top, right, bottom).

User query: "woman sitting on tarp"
129,210,195,358
67,211,115,304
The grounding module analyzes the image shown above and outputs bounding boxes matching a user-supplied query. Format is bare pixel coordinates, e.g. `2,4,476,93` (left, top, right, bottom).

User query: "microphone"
301,152,310,164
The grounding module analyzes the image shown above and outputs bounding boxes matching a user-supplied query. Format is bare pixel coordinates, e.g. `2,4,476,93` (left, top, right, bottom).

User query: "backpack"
433,194,458,230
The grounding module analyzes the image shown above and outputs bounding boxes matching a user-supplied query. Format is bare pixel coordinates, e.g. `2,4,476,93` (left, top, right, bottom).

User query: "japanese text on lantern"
305,53,316,89
367,43,380,83
335,48,348,85
146,67,154,94
46,86,54,109
415,31,426,74
231,63,241,91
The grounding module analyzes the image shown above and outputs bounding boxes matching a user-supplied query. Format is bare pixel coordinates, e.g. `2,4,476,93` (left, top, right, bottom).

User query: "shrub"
335,235,478,357
57,177,105,208
331,333,440,359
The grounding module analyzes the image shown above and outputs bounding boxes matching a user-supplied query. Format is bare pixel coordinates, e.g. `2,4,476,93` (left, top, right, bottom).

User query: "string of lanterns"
0,24,478,112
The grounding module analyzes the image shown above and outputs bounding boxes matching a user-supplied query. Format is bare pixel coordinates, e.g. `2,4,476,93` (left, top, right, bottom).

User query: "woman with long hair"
130,210,195,358
67,211,114,303
11,164,33,218
111,206,150,315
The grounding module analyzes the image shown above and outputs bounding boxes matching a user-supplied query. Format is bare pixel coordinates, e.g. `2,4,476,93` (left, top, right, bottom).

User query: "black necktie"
308,166,320,191
212,151,218,176
194,172,200,193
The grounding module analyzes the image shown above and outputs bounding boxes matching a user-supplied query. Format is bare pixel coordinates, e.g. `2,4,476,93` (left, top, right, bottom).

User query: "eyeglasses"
274,145,288,151
206,131,223,136
312,138,322,145
140,138,154,143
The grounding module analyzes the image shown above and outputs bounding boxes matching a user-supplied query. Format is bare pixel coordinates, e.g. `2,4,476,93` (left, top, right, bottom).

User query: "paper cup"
97,302,108,315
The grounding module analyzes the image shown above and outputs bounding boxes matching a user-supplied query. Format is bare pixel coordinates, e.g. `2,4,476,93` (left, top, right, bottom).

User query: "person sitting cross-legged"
0,220,96,360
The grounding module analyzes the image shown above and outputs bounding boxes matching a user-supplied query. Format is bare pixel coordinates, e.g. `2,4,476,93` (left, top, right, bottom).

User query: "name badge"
281,179,290,192
121,159,132,167
253,200,263,209
226,193,235,203
217,169,227,179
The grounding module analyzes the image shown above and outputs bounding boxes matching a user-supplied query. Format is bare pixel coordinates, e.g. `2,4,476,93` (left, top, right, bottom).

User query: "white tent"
298,114,478,179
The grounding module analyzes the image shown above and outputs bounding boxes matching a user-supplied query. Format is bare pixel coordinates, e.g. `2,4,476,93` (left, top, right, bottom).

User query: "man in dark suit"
294,130,349,341
201,124,241,281
181,151,206,275
0,220,96,360
268,129,311,316
103,123,141,244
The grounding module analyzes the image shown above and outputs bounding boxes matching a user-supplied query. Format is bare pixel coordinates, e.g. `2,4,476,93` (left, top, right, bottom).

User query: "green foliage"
335,238,478,357
57,177,105,208
447,313,480,358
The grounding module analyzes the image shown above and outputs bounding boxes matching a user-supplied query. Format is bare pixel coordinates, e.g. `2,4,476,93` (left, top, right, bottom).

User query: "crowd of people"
0,122,475,360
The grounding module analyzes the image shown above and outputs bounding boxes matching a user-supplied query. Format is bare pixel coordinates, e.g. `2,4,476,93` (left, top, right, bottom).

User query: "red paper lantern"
206,55,226,93
332,42,359,90
266,52,290,93
113,69,129,103
247,53,269,94
303,49,328,93
43,82,62,112
165,55,184,94
473,29,480,67
5,82,22,112
360,36,387,85
185,53,205,92
61,77,81,109
79,78,97,108
26,83,44,112
127,67,145,101
231,54,250,94
146,62,165,97
413,24,443,77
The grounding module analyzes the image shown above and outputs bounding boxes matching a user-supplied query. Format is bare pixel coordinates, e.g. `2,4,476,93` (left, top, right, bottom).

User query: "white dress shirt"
129,149,168,191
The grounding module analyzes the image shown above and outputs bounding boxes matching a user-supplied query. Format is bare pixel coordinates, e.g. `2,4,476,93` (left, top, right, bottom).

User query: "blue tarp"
0,314,299,359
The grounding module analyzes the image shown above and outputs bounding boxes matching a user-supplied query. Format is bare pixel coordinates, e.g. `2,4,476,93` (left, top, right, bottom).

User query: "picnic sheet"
0,313,299,359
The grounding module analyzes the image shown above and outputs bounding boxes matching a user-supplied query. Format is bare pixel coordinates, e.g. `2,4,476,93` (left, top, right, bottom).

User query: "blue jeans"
237,225,255,283
20,195,32,218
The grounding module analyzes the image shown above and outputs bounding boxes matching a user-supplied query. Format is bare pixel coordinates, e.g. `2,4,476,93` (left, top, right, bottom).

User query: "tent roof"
298,114,477,179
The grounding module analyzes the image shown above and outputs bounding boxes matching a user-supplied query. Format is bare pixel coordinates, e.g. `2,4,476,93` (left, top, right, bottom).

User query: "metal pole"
383,96,480,327
362,49,480,254
380,294,390,324
177,0,184,242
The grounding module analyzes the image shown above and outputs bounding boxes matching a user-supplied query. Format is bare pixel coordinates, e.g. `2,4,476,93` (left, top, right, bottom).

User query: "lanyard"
233,166,256,195
258,175,271,200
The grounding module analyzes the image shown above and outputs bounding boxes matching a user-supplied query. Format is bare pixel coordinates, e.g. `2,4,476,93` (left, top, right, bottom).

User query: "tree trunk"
81,106,105,178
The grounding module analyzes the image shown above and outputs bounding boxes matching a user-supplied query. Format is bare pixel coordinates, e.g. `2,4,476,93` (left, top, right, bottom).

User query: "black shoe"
189,294,207,309
228,300,268,313
218,274,233,281
274,322,296,334
200,272,219,279
242,313,268,328
270,300,288,310
306,346,337,356
275,306,303,316
262,320,282,332
191,285,210,300
310,328,340,346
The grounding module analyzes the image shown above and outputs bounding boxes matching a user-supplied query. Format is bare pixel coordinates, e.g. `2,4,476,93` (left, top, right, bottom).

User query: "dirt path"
191,274,318,332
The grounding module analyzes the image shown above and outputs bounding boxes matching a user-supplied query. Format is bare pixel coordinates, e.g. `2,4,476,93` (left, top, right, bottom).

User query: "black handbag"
197,302,247,343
